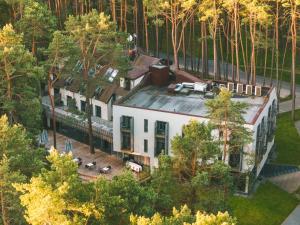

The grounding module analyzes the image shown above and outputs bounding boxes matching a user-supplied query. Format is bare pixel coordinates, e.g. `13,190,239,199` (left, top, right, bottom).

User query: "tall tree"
64,10,128,153
144,0,198,69
205,88,252,162
199,0,223,80
44,31,78,148
0,24,43,135
0,156,26,225
171,120,220,179
282,0,300,120
14,149,101,225
16,0,57,56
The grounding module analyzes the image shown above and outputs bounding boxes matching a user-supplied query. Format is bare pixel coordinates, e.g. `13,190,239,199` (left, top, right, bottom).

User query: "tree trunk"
1,191,9,225
234,1,240,82
48,78,57,148
275,0,279,96
291,11,296,121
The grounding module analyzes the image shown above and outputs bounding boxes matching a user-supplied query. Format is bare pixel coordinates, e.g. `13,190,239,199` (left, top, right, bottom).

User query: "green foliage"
0,24,43,135
130,205,236,225
0,115,44,177
205,88,252,159
150,155,179,214
229,181,298,225
0,155,27,225
171,120,220,178
14,149,101,225
93,172,156,225
16,0,57,55
192,161,234,213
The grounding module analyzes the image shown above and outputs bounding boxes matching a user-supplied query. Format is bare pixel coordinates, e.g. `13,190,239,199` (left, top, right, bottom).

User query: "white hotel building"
113,67,277,194
43,53,277,194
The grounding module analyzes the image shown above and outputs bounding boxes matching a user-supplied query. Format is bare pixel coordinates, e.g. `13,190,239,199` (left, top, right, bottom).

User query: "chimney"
149,65,169,86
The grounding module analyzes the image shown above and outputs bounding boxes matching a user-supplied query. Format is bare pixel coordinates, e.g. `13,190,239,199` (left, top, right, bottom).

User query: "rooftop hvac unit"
227,82,234,92
237,83,243,94
194,82,207,92
246,85,253,95
255,86,262,97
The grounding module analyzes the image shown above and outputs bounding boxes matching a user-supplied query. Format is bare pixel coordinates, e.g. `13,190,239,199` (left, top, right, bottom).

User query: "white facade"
113,87,277,177
59,88,112,121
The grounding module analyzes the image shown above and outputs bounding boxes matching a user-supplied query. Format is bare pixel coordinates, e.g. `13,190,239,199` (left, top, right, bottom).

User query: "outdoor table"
85,162,96,170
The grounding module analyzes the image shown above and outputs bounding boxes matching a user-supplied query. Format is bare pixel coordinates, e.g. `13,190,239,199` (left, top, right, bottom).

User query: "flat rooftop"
121,85,270,124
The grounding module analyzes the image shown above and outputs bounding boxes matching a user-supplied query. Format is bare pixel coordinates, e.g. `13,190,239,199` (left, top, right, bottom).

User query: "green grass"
229,182,298,225
273,110,300,165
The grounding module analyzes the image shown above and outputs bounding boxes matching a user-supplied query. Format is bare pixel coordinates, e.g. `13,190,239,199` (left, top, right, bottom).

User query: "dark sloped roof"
53,78,65,88
125,54,160,80
174,69,202,83
126,67,149,80
133,54,160,68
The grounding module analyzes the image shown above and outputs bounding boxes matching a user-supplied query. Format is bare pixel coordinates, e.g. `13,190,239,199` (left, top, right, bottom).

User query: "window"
144,139,148,153
155,138,166,156
95,105,101,118
67,96,72,107
229,152,241,169
156,121,167,135
80,100,86,112
144,119,148,132
121,132,131,150
121,116,131,129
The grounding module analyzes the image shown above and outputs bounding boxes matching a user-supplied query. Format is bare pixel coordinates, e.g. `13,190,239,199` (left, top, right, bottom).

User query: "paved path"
295,121,300,136
282,205,300,225
269,172,300,193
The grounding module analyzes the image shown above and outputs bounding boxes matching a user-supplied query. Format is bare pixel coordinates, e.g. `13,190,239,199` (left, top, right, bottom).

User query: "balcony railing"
42,95,113,143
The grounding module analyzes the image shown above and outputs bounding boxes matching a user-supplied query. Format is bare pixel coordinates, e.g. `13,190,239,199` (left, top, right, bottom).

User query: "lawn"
229,182,298,225
273,109,300,165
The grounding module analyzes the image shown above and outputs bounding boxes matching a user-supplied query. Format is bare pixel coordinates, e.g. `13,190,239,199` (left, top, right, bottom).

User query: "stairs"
260,164,300,178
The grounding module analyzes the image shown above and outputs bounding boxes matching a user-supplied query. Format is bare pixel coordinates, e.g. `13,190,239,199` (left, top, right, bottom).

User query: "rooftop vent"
255,86,262,97
237,83,243,94
246,85,253,95
227,82,234,92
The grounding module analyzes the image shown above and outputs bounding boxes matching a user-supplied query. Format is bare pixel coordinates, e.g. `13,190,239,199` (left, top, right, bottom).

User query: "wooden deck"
46,130,125,181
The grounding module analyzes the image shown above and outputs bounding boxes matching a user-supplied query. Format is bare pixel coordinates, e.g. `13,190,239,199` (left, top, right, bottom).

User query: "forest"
0,0,299,118
0,0,299,225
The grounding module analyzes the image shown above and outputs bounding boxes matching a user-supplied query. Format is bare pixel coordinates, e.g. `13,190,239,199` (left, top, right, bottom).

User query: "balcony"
42,95,113,143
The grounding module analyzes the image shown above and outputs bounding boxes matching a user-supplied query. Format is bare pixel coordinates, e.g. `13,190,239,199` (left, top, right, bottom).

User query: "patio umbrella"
43,130,48,143
64,139,73,153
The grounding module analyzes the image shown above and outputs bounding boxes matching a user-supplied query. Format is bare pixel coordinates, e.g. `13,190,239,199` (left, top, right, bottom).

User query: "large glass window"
95,105,101,118
80,100,86,112
155,138,165,156
121,132,131,150
156,121,166,135
121,116,131,129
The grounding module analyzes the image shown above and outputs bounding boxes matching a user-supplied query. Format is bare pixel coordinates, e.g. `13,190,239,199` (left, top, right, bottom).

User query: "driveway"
282,205,300,225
